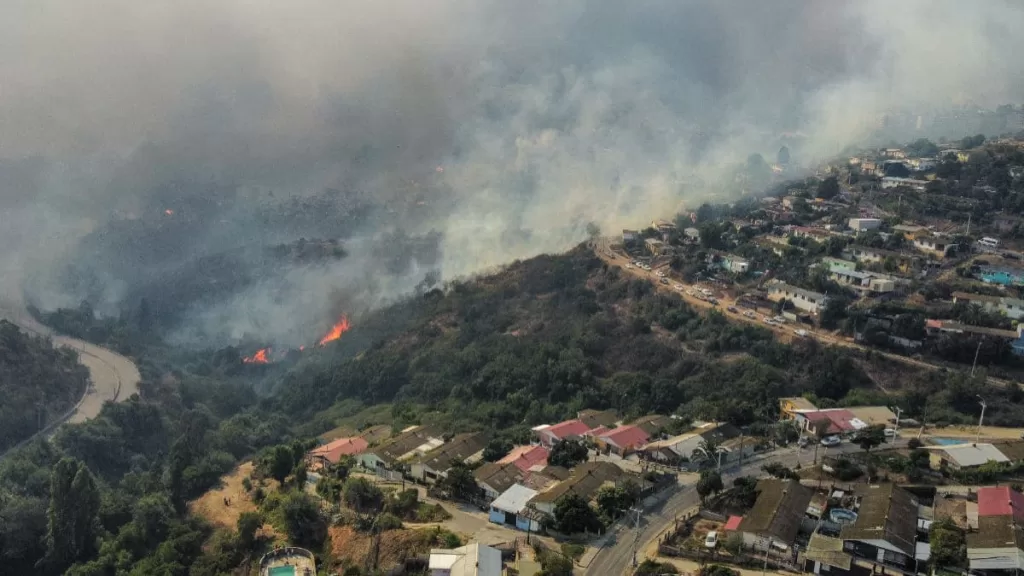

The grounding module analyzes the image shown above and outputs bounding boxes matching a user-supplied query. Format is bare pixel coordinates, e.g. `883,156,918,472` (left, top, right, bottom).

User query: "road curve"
0,299,141,432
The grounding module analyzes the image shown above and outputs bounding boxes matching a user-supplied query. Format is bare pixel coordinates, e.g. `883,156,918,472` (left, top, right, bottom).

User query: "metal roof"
929,443,1011,467
489,483,538,514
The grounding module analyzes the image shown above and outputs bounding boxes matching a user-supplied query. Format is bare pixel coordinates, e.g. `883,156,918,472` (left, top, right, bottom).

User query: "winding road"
0,298,141,455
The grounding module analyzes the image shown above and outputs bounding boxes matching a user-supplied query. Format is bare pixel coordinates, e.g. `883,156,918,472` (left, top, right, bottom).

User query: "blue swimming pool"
931,438,966,446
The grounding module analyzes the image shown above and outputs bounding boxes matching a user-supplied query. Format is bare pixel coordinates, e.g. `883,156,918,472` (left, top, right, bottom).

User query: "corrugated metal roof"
489,484,538,514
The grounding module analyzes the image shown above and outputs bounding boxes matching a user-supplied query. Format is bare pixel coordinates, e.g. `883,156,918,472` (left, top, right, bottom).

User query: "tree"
929,518,966,569
852,425,886,453
548,439,588,468
595,482,639,520
438,461,480,501
482,438,512,462
696,469,724,503
538,549,575,576
280,492,327,547
906,138,939,158
40,458,100,573
342,477,384,515
700,565,740,576
636,559,680,575
258,445,294,484
761,462,798,480
237,511,262,550
816,176,840,200
553,493,603,534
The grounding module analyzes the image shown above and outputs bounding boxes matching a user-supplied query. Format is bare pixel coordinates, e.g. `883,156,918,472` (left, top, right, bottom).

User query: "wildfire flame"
318,315,351,346
243,348,271,364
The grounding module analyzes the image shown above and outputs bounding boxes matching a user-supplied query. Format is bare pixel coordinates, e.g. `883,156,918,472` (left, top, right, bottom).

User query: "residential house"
792,406,896,436
640,422,741,464
718,253,751,274
410,433,489,484
967,515,1024,574
845,406,898,428
978,486,1024,523
912,235,957,258
622,229,639,243
843,245,916,273
737,479,815,551
498,445,549,473
952,291,1024,320
356,425,444,473
907,157,937,171
645,237,666,256
766,283,828,314
791,226,833,242
533,419,591,448
488,484,543,533
683,227,701,242
630,414,674,437
577,409,618,430
882,148,907,159
925,443,1010,471
925,319,1021,342
307,436,369,469
881,177,928,191
822,257,857,271
848,218,882,233
529,462,626,517
828,266,896,295
779,397,818,421
652,219,677,233
840,484,922,574
597,425,650,457
428,542,502,576
357,424,393,445
474,462,525,501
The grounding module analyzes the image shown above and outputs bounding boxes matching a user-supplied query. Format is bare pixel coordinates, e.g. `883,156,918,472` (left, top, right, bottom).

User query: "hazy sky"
2,0,1022,345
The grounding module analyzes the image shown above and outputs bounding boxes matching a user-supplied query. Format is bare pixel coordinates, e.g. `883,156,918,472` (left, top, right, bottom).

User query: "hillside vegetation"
0,321,89,453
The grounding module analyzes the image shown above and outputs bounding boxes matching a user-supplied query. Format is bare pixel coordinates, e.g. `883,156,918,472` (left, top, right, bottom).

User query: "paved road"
584,441,893,576
0,298,141,454
593,238,1014,389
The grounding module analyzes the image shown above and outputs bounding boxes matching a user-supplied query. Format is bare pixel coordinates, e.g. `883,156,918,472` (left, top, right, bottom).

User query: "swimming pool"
269,566,296,576
829,509,858,525
931,438,967,446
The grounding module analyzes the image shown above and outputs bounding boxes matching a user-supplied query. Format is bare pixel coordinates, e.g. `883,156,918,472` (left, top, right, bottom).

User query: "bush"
636,560,680,575
374,513,403,531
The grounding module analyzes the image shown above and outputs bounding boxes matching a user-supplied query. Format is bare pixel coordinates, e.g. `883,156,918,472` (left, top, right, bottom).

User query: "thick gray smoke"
1,0,1023,347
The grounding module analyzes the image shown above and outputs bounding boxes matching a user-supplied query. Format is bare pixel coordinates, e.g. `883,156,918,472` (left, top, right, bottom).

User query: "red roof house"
535,419,592,447
599,425,650,456
724,515,744,532
498,445,550,473
979,486,1024,522
585,425,611,438
800,409,859,435
308,436,369,466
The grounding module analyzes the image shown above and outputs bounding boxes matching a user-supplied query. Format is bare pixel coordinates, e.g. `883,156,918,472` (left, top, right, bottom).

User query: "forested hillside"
0,321,89,453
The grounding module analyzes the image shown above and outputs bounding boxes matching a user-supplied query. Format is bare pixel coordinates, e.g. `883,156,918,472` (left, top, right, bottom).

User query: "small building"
843,245,916,273
306,436,369,469
848,218,882,233
356,425,444,473
953,291,1024,320
881,177,928,191
630,414,674,437
828,267,895,294
719,254,750,274
488,484,542,533
979,265,1024,287
474,462,525,501
410,433,489,484
821,257,857,271
497,445,550,473
913,235,957,258
737,479,815,551
840,484,921,574
533,419,591,448
978,486,1024,522
529,461,625,516
791,226,833,242
652,219,677,232
645,237,666,256
640,422,740,463
429,542,502,576
882,148,907,159
779,397,818,421
793,409,862,436
766,283,828,314
622,229,639,243
597,425,650,457
683,227,700,242
926,443,1010,471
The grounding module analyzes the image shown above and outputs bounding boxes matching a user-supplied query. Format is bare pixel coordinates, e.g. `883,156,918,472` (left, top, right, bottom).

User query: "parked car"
884,428,898,437
820,436,841,447
704,531,718,549
674,284,684,290
726,306,738,313
660,278,669,285
794,329,808,338
743,310,756,319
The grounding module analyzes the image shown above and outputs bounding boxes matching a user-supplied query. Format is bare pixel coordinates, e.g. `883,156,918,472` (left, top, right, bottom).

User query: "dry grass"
328,525,466,572
188,461,277,530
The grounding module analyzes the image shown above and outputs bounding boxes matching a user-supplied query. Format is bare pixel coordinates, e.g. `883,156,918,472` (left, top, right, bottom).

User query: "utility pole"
762,537,773,576
630,507,643,567
971,341,983,377
977,396,987,445
890,406,903,444
967,213,972,236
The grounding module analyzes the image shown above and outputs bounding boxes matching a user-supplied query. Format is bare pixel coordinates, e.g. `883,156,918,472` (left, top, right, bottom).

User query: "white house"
953,291,1024,320
766,283,828,314
429,542,502,576
848,218,881,233
881,177,928,191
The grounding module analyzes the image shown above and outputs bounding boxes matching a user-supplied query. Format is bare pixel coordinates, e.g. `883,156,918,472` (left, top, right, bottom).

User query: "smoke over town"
2,0,1023,347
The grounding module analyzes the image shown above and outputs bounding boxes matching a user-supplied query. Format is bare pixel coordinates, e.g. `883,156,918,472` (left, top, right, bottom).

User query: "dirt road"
593,238,1014,388
0,298,140,442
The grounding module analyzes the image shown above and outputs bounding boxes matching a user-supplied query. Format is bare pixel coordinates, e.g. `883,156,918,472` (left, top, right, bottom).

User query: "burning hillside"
242,348,271,364
319,315,351,346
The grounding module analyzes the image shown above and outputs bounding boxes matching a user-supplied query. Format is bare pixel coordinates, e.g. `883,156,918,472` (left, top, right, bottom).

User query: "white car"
820,436,842,447
705,531,718,549
657,271,666,278
884,428,898,437
674,284,684,290
743,310,756,319
794,329,808,338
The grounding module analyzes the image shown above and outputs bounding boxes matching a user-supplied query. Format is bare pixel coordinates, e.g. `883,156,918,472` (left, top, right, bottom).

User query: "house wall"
516,516,542,532
357,453,386,470
534,501,555,516
488,508,506,524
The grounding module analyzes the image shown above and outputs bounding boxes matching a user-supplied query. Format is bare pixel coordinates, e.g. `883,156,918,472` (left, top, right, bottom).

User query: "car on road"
708,298,718,305
660,278,669,285
656,271,666,278
820,436,842,447
794,329,808,338
743,310,756,319
726,306,737,313
884,428,898,437
625,263,633,269
704,531,718,549
674,283,684,290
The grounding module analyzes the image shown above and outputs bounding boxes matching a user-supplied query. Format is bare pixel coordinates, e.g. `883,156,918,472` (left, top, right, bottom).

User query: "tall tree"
41,458,100,573
696,469,724,503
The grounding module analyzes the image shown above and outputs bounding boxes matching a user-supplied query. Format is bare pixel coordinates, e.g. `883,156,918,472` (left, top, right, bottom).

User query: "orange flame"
243,348,271,364
318,315,351,346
